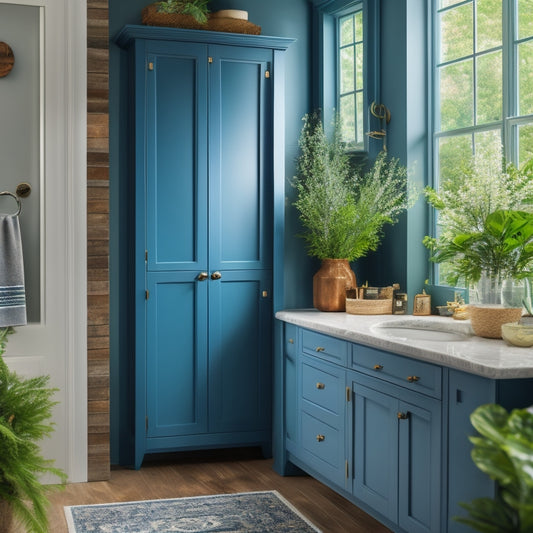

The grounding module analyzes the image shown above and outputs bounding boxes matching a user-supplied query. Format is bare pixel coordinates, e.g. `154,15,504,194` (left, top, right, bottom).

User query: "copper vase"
313,259,357,312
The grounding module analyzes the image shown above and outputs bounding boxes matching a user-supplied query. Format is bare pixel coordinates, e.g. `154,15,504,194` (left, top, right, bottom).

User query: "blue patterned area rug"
64,490,322,532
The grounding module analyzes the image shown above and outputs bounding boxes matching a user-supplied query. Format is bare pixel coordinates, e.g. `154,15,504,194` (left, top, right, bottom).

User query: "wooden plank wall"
87,0,110,481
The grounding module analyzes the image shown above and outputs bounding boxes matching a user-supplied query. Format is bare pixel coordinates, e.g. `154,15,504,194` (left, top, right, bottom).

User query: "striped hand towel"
0,214,27,327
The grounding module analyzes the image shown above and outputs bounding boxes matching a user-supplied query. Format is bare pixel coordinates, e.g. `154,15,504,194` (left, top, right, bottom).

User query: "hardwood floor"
41,448,391,533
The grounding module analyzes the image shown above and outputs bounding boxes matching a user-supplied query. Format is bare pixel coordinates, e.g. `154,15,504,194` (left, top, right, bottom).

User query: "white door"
0,0,87,482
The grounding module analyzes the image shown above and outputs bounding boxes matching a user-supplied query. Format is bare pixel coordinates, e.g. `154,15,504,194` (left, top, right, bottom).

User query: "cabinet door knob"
197,272,208,281
407,375,420,382
316,346,325,352
288,338,294,344
374,364,383,370
316,434,325,442
211,271,222,280
397,412,409,420
316,382,325,390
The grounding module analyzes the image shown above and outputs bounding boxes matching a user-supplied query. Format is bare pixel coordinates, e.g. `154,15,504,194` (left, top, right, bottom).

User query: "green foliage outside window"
433,1,533,285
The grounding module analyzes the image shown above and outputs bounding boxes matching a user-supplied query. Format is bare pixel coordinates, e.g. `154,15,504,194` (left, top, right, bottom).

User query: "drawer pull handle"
374,364,383,371
316,382,325,390
316,346,325,352
316,434,325,442
407,375,420,382
397,412,409,420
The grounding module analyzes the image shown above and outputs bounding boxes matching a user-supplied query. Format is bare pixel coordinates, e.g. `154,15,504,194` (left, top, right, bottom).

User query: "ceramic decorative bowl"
436,305,453,317
501,321,533,347
211,10,249,20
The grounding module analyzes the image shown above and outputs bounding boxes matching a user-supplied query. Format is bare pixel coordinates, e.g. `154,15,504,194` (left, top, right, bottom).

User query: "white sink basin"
371,319,473,342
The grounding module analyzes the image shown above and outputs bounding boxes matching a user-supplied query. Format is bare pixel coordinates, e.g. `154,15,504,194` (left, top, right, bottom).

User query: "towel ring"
0,191,22,216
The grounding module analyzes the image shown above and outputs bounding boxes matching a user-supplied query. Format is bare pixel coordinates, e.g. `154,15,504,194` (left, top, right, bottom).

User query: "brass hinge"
265,70,270,79
148,61,154,71
145,290,149,300
145,416,148,431
346,386,351,402
208,56,213,64
145,250,148,262
262,290,268,298
345,460,349,479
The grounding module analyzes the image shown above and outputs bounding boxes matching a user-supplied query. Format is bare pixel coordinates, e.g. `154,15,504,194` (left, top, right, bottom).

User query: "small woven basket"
346,298,392,315
142,4,261,34
469,305,523,339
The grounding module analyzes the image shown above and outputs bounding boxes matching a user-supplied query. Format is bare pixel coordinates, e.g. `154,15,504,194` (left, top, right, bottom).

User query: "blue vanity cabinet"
116,26,293,469
276,319,533,533
447,370,533,533
349,371,442,533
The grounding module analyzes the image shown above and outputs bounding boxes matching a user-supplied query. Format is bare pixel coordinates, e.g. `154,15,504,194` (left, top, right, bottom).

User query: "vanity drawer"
352,345,442,399
301,358,344,416
301,328,348,365
301,410,343,472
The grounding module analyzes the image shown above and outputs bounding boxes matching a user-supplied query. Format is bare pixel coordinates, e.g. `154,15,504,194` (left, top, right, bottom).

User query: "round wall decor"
0,42,15,78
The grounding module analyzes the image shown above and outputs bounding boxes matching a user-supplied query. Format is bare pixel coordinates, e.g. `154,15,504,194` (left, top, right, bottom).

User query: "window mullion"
502,0,514,161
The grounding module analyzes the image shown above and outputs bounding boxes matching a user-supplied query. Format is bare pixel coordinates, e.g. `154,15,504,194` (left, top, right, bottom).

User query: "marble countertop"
276,309,533,379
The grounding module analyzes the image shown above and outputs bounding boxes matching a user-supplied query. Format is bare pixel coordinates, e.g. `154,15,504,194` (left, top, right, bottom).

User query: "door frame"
0,0,87,482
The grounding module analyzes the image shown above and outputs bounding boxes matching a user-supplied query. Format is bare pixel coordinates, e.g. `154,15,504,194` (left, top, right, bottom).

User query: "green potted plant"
155,0,210,23
455,403,533,532
142,0,211,29
424,148,533,304
293,111,414,311
0,327,66,532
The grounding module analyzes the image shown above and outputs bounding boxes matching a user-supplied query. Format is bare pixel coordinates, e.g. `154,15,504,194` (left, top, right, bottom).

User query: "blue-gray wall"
109,0,314,465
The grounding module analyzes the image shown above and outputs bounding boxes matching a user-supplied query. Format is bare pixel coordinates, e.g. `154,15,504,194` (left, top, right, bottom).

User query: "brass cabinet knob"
316,434,325,442
316,346,325,352
407,375,420,382
288,338,294,344
211,271,222,280
397,412,409,420
316,382,325,390
374,364,383,370
197,272,208,281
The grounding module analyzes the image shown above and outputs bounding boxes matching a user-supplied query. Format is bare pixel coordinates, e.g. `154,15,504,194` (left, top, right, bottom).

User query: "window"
311,0,379,154
432,0,533,283
338,8,364,149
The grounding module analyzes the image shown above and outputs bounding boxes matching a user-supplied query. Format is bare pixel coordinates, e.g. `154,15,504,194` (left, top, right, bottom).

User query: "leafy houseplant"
293,112,413,311
0,327,66,532
424,209,533,288
156,0,210,24
456,403,533,532
424,148,533,301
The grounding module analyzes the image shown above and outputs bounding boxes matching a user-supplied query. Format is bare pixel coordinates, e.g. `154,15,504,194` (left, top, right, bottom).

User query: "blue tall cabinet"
115,26,294,469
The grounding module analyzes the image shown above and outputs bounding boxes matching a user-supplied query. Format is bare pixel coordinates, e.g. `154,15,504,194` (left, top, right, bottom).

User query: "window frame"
310,0,380,156
430,0,533,287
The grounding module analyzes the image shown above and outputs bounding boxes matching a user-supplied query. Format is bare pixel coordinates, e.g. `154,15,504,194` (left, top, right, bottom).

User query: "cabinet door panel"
353,382,398,523
146,272,208,437
285,324,298,445
145,44,208,271
208,271,272,433
209,46,272,270
448,370,496,533
398,399,441,533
